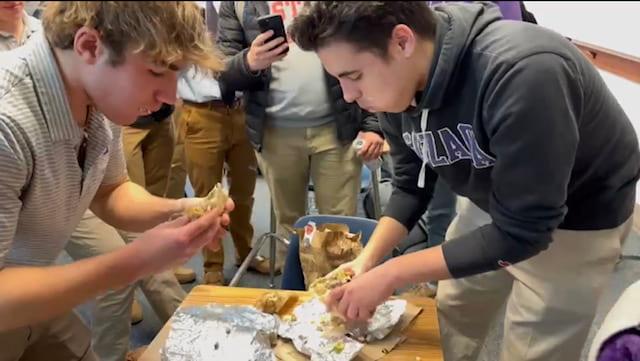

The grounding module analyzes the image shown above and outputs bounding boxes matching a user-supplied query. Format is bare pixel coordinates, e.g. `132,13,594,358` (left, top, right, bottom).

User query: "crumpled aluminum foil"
161,304,279,361
357,299,407,342
278,298,407,361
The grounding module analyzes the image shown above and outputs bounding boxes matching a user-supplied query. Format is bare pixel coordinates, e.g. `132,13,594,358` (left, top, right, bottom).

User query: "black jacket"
382,3,639,278
216,1,381,152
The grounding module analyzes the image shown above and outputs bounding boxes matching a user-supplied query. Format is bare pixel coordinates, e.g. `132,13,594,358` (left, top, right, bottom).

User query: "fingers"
252,30,275,46
180,207,222,242
224,198,235,213
358,140,374,159
159,215,190,229
325,286,342,311
252,34,286,56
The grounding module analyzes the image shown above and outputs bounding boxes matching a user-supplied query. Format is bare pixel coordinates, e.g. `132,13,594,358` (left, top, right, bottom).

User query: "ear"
389,24,416,59
73,26,106,65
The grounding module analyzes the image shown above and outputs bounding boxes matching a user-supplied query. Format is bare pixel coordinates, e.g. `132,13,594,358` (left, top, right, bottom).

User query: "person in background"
289,2,639,360
216,1,385,271
0,2,232,360
176,1,264,286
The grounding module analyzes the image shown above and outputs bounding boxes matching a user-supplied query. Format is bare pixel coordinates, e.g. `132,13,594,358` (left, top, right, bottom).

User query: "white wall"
525,2,640,202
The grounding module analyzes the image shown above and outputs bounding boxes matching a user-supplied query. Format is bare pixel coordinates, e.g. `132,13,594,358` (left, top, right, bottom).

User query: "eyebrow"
337,70,359,78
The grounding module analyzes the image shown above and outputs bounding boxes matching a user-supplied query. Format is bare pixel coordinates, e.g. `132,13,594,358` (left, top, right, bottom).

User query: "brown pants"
0,312,98,361
122,118,174,196
177,101,257,272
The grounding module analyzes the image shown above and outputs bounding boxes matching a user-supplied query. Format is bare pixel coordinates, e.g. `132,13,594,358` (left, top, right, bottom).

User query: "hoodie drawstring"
417,108,430,189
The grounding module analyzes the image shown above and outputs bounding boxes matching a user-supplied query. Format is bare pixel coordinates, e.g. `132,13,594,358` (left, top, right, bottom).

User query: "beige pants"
65,211,186,361
257,123,362,262
0,311,97,361
436,197,632,361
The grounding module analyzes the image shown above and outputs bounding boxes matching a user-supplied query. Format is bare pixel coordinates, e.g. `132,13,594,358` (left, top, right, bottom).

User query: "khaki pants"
122,119,174,196
65,211,185,361
257,123,362,262
63,120,184,361
436,197,632,361
178,102,257,272
165,112,187,199
0,311,97,361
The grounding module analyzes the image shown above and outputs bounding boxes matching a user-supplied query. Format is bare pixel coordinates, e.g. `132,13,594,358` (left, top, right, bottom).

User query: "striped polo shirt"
0,33,127,268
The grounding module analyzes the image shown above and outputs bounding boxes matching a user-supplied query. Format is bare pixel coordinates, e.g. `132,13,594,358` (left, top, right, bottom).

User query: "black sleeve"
359,111,384,136
216,1,268,92
442,53,583,278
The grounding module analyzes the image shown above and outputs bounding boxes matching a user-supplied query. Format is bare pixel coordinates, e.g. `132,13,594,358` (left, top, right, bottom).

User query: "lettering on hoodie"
402,124,496,169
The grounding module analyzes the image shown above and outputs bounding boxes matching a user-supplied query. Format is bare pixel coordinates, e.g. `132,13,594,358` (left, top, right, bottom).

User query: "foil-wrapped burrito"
161,305,279,361
278,298,407,361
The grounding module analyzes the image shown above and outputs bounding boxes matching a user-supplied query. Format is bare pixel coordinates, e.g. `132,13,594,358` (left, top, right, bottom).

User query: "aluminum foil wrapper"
161,305,279,361
278,298,407,360
279,298,363,361
357,299,407,342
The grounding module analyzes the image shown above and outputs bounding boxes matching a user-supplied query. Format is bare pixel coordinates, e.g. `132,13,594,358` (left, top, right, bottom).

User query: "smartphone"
256,14,289,54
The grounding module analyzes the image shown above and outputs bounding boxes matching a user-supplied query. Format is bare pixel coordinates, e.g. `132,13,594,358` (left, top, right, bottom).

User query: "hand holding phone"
246,14,290,72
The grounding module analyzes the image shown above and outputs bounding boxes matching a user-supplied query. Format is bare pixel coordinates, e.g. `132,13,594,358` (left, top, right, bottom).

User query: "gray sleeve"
216,1,268,91
442,53,583,278
0,121,29,268
379,114,434,231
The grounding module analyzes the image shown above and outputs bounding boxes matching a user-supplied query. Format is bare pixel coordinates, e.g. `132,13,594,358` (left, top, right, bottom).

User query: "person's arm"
440,53,582,278
358,114,436,269
89,126,181,232
90,180,182,232
0,210,227,331
216,1,268,91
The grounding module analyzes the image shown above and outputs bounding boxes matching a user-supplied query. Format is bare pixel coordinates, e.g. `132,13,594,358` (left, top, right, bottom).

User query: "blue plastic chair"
281,215,378,290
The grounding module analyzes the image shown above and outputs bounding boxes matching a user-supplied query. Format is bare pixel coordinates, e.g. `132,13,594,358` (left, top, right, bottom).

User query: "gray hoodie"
382,2,640,277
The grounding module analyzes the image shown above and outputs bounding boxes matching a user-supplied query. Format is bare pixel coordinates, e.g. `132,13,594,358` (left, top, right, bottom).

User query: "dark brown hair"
289,2,437,59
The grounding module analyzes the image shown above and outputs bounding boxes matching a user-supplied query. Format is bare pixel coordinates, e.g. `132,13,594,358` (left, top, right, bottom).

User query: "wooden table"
139,285,442,361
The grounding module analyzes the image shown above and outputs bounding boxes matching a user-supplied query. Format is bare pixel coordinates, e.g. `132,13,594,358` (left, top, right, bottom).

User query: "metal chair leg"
229,233,270,287
371,167,382,220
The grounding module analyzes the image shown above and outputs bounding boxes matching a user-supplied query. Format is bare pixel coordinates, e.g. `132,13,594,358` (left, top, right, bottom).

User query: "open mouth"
138,107,158,116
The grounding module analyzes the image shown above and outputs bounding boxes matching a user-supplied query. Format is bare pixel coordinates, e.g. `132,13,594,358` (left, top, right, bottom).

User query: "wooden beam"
571,39,640,84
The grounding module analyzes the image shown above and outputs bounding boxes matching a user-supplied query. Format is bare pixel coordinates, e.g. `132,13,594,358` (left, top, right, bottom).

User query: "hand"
326,263,397,322
325,255,373,281
246,30,289,71
131,208,230,278
175,197,234,251
356,131,384,162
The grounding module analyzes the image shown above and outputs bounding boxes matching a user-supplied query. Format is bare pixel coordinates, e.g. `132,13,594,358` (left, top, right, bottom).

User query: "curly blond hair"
42,1,223,73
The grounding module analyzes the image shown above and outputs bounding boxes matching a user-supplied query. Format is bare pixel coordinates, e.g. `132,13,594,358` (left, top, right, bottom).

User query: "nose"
341,81,361,104
155,74,178,105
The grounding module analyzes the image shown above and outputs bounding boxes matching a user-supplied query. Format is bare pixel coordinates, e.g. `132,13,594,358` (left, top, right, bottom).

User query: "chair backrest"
291,214,378,246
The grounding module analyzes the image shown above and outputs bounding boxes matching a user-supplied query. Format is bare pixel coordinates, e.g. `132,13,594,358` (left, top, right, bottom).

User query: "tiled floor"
63,176,640,360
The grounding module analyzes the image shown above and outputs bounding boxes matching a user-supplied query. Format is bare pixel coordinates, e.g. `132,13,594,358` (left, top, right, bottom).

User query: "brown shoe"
173,266,196,284
126,346,148,361
131,299,143,325
204,270,225,285
236,256,281,275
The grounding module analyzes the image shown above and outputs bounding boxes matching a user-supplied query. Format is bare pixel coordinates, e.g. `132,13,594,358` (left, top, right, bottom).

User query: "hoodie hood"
413,2,503,116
